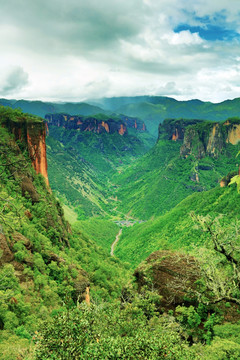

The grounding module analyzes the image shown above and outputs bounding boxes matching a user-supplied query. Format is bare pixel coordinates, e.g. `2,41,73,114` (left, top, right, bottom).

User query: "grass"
62,204,78,224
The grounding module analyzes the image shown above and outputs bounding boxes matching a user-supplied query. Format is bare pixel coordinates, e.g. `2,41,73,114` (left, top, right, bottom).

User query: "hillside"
111,118,240,220
115,184,240,268
0,99,107,118
2,107,240,359
0,106,130,358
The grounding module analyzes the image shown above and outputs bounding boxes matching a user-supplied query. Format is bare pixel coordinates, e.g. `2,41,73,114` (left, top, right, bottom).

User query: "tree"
191,213,240,305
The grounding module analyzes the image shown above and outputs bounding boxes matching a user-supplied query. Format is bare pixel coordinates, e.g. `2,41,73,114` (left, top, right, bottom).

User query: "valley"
1,99,240,359
2,0,240,358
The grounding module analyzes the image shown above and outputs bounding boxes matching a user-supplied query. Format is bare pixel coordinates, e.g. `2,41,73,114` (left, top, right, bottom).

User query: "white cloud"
0,0,240,102
162,30,203,45
0,66,29,95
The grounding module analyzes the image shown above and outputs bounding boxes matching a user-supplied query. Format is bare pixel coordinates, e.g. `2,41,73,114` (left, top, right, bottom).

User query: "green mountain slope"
115,184,240,268
112,140,239,220
0,99,107,118
0,107,130,358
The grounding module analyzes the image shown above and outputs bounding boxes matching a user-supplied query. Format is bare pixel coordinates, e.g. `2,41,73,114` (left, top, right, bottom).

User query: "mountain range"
2,95,240,136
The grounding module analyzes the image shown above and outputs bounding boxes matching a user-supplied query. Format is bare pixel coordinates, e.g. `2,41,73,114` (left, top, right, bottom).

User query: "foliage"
111,135,240,220
46,124,155,217
34,302,198,360
192,214,240,305
114,184,240,267
74,218,119,250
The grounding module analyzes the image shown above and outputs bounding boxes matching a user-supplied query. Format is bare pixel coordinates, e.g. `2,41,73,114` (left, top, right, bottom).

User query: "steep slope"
45,112,146,134
112,118,240,220
115,183,240,268
0,106,130,358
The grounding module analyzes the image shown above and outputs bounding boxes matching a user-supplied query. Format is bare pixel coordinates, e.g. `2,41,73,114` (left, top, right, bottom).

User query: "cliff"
158,117,240,159
119,114,146,132
0,107,90,330
1,108,49,185
45,113,128,136
158,118,203,141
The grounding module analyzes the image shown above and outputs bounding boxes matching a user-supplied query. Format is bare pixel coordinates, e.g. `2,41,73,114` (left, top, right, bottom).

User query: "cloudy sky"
0,0,240,102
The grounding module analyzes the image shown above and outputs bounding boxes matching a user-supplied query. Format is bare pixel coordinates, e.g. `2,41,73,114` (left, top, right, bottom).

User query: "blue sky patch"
174,11,240,41
174,24,239,41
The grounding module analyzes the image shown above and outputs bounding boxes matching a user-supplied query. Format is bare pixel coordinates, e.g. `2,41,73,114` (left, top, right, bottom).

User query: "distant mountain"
92,96,240,136
2,96,240,137
0,98,107,118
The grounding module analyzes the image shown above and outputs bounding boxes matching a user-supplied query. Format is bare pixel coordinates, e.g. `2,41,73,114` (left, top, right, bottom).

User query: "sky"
0,0,240,103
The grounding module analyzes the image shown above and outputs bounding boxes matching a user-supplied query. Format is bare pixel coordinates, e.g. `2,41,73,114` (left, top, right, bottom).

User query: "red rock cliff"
27,124,49,186
4,120,49,186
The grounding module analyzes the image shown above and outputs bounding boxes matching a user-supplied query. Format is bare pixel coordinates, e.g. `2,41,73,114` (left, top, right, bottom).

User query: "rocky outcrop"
158,119,202,141
180,120,240,159
158,118,240,159
226,122,240,145
26,124,49,185
45,113,128,136
3,118,49,185
119,115,147,132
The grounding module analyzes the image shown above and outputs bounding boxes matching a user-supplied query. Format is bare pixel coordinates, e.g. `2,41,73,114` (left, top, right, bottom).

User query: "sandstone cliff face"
3,119,49,185
27,124,49,186
226,123,240,145
45,113,128,136
158,118,202,142
158,118,240,159
180,121,240,158
119,115,147,132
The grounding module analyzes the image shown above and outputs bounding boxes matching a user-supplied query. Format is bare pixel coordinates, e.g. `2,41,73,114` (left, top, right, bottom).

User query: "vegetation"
46,123,155,218
111,136,240,220
0,108,129,358
115,185,240,267
2,105,240,359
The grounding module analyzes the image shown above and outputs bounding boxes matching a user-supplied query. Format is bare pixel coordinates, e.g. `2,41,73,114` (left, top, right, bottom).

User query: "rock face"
45,113,128,136
3,119,49,185
158,119,202,142
180,123,226,158
158,118,240,159
119,115,146,132
27,123,49,185
226,122,240,145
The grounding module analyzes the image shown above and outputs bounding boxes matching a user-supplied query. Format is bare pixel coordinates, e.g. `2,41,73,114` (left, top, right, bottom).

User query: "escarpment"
0,107,90,313
45,113,147,135
1,111,49,185
158,118,240,159
158,118,202,142
45,113,128,135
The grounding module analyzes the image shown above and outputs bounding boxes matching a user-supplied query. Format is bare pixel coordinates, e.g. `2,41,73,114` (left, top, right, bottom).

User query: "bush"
35,303,199,360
